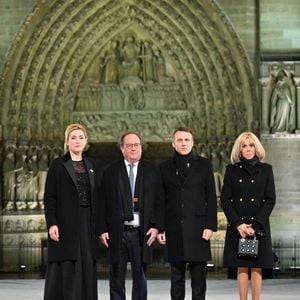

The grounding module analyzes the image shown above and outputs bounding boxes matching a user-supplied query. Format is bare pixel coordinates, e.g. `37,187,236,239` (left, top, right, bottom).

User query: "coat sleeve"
152,164,165,231
220,165,242,228
44,160,59,229
97,169,109,235
158,163,166,232
205,160,218,231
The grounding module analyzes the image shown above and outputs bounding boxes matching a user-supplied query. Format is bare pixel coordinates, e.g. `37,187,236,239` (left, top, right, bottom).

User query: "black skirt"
43,206,98,300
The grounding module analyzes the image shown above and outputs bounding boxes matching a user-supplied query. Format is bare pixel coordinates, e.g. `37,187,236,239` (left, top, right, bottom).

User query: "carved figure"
26,153,39,209
37,151,49,209
120,36,141,79
15,152,28,210
269,69,296,133
101,40,120,83
3,150,16,211
4,220,13,232
141,41,154,82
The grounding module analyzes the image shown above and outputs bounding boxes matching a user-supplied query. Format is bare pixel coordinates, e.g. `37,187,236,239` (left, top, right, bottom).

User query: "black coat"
99,159,164,265
221,161,276,268
159,154,217,262
44,152,100,262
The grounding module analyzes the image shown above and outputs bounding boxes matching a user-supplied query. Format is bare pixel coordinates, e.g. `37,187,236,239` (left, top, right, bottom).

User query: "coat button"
251,198,255,202
251,179,254,183
239,179,243,182
251,217,254,220
240,198,243,202
230,199,233,203
241,217,244,220
239,165,242,168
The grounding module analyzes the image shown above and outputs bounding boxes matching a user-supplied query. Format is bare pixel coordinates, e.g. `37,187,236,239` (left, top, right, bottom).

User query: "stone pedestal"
261,134,300,240
0,213,47,272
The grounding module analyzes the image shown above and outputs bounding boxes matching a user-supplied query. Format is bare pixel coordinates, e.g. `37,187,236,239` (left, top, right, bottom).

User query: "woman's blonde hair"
230,131,265,164
64,123,87,152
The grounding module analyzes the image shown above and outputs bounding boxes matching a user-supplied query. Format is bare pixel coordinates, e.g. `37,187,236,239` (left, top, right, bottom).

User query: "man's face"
172,131,194,155
121,133,142,163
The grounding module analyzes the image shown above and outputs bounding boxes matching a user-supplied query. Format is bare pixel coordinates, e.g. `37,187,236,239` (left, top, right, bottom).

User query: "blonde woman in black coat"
43,124,99,300
221,132,276,300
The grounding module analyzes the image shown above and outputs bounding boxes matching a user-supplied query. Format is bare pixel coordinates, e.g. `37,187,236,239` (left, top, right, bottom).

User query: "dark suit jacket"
44,151,100,262
99,159,164,265
160,154,217,262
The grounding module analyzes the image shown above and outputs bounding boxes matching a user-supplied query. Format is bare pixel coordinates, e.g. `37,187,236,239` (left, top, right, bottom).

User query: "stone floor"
0,278,299,299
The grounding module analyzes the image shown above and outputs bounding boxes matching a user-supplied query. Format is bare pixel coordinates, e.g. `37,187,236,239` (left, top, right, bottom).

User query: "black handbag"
238,235,259,258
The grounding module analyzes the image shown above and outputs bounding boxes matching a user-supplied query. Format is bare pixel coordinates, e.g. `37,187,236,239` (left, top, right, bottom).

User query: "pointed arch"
0,0,257,144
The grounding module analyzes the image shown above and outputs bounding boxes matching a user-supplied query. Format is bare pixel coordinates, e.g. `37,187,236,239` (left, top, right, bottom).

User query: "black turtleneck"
240,155,260,178
240,155,259,166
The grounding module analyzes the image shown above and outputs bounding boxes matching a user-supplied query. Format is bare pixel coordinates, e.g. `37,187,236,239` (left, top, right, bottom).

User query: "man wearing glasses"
99,131,163,300
157,127,217,300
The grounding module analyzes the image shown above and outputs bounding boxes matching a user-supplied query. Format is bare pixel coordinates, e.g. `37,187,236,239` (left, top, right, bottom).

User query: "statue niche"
268,69,297,134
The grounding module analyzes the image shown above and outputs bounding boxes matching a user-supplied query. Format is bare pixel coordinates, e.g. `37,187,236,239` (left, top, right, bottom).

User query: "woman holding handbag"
221,132,276,300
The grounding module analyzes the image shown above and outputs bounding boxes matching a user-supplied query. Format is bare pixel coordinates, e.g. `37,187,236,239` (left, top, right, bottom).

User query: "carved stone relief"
0,0,256,145
0,1,256,210
260,62,300,134
2,143,63,212
0,214,47,272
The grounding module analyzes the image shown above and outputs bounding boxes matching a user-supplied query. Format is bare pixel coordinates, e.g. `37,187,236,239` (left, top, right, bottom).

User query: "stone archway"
0,0,257,145
0,0,259,211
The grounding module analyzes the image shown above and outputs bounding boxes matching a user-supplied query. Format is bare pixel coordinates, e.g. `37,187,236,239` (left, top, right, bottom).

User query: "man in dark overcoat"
99,131,164,300
158,127,217,300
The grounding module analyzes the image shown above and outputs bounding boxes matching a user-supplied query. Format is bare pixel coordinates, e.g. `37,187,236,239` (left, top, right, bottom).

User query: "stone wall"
215,0,256,60
260,0,300,51
262,135,300,240
0,0,36,70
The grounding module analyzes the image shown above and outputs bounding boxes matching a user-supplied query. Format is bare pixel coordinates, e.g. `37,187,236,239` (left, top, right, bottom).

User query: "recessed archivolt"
0,0,256,144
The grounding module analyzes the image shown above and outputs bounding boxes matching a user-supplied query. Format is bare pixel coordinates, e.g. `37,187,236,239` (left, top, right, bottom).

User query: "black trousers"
170,261,207,300
109,228,147,300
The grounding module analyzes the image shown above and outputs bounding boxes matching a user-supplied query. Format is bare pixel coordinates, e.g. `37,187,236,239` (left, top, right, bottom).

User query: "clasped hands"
237,223,255,238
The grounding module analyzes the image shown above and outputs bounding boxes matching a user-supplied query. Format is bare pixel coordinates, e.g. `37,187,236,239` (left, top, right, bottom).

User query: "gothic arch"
0,0,257,144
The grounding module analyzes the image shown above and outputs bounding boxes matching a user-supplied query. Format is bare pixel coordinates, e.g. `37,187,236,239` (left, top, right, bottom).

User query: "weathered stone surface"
261,134,300,239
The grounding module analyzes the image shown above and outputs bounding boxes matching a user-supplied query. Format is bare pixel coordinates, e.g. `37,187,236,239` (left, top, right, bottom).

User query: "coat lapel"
64,159,77,187
135,160,144,211
63,153,95,192
118,160,134,221
84,157,95,192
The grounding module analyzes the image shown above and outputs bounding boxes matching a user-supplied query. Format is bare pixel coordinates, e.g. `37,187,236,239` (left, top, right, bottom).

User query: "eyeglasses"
124,143,141,149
